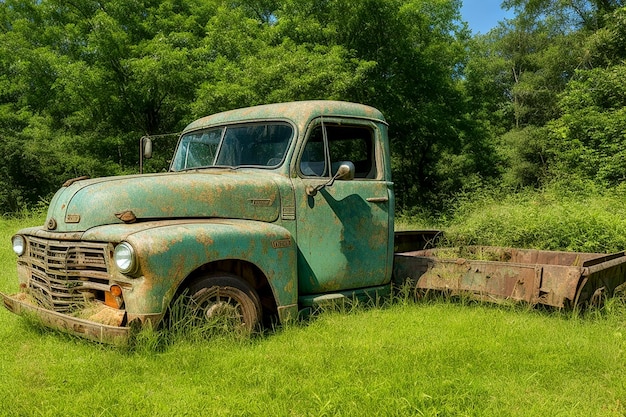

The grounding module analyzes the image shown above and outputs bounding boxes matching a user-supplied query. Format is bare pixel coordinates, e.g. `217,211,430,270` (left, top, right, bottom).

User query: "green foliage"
503,0,625,29
465,3,626,192
192,40,374,115
0,0,503,213
540,8,626,186
585,6,626,65
498,126,549,188
441,181,626,252
1,0,626,214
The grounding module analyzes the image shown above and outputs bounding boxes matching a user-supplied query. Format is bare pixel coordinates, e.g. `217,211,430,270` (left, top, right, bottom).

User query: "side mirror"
143,137,153,160
138,132,180,174
335,161,355,181
139,136,152,174
306,161,355,196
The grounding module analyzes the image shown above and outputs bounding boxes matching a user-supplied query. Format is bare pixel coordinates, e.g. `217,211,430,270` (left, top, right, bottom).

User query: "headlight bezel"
113,242,138,275
11,235,26,256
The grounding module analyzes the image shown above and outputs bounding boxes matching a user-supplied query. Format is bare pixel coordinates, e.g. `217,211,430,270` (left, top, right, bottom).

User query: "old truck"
3,101,626,344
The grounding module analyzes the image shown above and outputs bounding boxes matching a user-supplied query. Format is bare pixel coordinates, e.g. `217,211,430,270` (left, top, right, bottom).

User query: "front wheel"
187,274,262,332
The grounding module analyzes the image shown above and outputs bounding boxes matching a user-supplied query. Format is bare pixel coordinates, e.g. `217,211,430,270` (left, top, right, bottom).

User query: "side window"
300,123,377,179
300,127,327,176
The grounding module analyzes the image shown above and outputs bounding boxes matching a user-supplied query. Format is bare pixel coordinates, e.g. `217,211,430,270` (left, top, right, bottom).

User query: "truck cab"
2,101,394,343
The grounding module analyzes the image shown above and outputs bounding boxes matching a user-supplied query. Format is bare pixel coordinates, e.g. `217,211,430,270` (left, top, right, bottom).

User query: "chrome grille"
24,237,110,313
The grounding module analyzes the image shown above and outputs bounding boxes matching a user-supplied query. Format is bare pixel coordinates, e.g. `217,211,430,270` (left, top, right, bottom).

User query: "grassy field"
1,209,626,416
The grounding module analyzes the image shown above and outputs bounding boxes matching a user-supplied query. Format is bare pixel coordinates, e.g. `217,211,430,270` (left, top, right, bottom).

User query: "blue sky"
461,0,515,34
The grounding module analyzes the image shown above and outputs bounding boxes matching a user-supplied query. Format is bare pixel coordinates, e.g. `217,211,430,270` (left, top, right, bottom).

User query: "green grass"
2,297,626,416
0,214,45,293
1,209,626,416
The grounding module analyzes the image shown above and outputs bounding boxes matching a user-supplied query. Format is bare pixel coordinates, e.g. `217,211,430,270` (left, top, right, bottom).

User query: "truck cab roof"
183,100,387,133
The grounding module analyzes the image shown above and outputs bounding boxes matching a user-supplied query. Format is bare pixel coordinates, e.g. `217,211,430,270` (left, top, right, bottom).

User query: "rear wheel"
187,274,262,332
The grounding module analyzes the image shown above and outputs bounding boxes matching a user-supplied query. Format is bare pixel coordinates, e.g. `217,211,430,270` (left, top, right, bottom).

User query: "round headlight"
114,242,136,274
12,235,26,256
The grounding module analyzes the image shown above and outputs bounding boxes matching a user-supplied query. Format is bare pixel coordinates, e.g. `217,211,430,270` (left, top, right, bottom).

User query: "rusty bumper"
1,292,131,345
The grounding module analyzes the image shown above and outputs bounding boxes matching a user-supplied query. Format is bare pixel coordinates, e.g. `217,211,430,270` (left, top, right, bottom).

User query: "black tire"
187,274,262,332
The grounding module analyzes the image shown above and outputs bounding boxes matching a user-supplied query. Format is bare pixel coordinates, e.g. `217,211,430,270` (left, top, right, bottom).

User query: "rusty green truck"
3,101,626,344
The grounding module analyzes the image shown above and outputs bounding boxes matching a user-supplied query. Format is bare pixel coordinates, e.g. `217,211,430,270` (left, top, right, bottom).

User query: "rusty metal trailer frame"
393,246,626,308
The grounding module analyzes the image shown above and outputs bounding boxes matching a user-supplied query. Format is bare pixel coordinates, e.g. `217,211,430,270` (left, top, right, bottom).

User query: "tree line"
0,0,624,214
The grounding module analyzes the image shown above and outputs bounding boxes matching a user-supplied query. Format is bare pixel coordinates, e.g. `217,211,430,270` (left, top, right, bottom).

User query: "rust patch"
394,246,626,308
78,303,126,327
62,176,90,187
283,279,294,294
116,210,137,224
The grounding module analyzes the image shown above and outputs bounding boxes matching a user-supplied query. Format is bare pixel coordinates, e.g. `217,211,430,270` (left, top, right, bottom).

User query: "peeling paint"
394,247,626,308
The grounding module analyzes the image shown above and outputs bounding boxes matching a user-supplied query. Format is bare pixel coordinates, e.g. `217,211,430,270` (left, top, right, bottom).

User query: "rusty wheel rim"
191,286,256,330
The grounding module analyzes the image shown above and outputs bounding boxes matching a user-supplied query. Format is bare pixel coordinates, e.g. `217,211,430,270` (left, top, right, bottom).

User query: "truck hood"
45,170,283,232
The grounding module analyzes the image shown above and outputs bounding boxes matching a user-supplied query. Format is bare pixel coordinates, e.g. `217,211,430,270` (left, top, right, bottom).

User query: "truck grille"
24,237,111,313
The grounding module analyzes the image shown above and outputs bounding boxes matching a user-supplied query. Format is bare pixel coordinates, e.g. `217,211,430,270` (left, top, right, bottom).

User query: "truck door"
293,118,393,295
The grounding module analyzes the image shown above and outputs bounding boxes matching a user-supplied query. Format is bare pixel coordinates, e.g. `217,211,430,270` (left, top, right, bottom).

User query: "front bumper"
2,291,131,345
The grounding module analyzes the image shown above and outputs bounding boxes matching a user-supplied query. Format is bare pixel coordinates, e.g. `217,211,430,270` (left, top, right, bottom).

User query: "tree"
0,0,219,208
545,7,626,185
502,0,625,30
0,0,501,213
464,1,595,188
271,0,499,209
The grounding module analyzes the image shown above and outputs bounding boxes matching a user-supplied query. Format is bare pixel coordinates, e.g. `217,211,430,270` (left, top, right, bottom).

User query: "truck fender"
118,219,298,322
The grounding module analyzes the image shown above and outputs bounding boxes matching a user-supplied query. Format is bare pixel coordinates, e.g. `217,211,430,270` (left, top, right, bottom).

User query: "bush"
432,181,626,252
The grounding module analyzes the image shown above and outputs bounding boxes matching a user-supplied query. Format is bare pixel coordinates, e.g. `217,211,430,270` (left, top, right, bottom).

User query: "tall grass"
426,182,626,253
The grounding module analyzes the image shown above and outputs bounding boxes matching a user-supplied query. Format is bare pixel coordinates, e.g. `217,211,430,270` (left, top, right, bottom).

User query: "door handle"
366,197,389,203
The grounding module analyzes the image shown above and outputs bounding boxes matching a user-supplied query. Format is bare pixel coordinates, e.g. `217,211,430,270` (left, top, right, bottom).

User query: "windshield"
170,122,293,171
